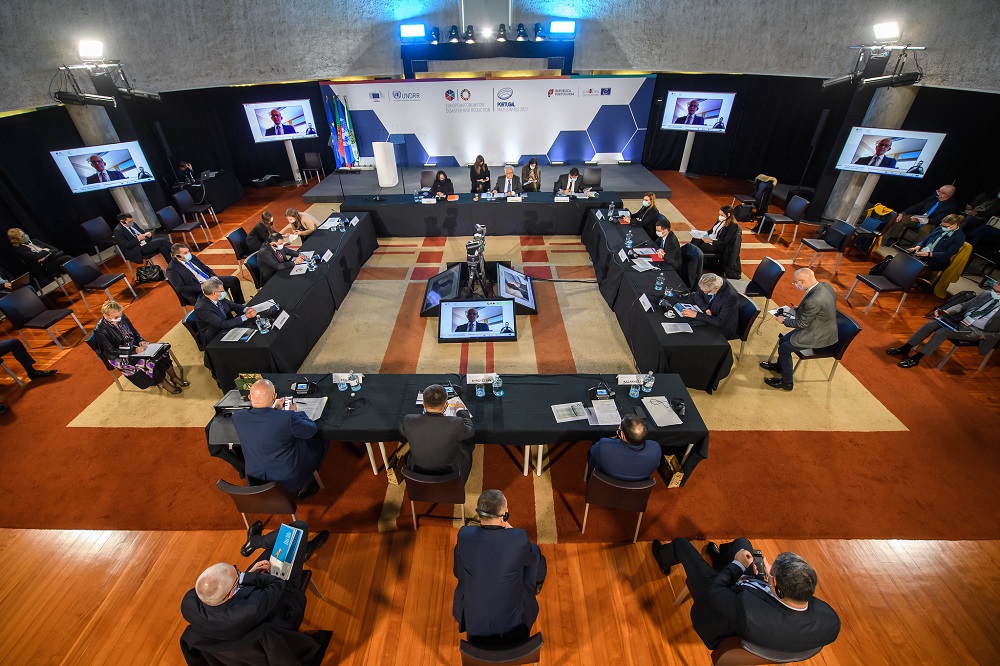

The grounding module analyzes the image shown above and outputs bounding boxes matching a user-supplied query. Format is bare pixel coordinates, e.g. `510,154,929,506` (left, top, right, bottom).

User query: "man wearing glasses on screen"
85,155,126,184
264,108,297,136
853,138,897,169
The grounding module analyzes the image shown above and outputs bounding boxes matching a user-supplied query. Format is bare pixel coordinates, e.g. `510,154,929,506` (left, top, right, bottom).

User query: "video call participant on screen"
492,166,522,196
6,228,69,280
193,277,257,347
470,155,490,193
114,212,172,266
281,208,319,241
246,211,276,253
256,232,304,285
179,161,197,184
402,383,475,481
627,192,660,239
654,217,682,272
85,155,126,184
264,108,296,136
554,168,584,195
676,100,704,125
455,308,490,332
853,138,897,168
504,275,529,300
521,158,541,192
167,243,245,307
679,273,740,340
430,170,455,198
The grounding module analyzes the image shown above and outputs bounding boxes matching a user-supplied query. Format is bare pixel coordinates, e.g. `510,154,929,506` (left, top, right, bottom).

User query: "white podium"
373,142,398,188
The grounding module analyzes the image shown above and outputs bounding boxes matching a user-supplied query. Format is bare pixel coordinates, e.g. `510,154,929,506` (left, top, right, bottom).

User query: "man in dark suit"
853,138,897,169
232,379,328,498
256,232,305,285
193,277,257,346
402,384,476,481
675,99,705,125
654,217,682,272
553,168,585,195
882,184,959,246
85,155,126,184
112,212,171,265
678,273,740,340
760,268,838,390
587,414,661,481
651,537,840,652
454,490,546,645
492,166,523,196
264,109,297,136
888,278,1000,367
166,243,245,307
455,308,491,332
903,213,966,270
180,520,329,663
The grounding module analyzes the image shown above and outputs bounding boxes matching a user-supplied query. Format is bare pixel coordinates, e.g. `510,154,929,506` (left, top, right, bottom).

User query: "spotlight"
858,71,922,90
464,25,476,43
398,23,427,44
481,26,493,39
496,24,507,42
873,21,900,42
78,40,103,60
54,90,116,108
548,20,576,40
448,25,460,43
429,27,440,45
515,23,528,41
116,87,161,101
821,72,859,89
533,23,546,41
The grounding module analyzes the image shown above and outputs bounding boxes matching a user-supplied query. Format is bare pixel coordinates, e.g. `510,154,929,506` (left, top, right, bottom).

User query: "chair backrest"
420,170,436,189
245,253,262,289
806,310,863,361
60,254,104,289
216,479,297,517
399,467,466,505
583,167,602,188
81,216,114,245
0,287,47,329
736,295,761,343
227,228,249,261
823,220,857,252
712,635,823,665
858,216,885,233
172,189,196,212
182,311,205,351
460,633,544,666
756,182,774,212
585,469,655,513
748,258,785,298
883,252,927,291
783,195,809,223
156,206,185,233
83,332,115,371
303,151,322,169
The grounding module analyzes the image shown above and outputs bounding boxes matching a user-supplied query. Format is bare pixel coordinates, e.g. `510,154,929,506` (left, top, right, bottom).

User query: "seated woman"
470,155,490,194
626,192,660,239
429,170,455,198
281,207,319,242
246,211,276,253
691,205,742,279
7,228,69,281
93,300,187,394
521,158,541,193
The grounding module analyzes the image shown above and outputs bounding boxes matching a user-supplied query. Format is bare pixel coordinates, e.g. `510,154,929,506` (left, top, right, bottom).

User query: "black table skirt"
341,192,623,237
200,171,243,213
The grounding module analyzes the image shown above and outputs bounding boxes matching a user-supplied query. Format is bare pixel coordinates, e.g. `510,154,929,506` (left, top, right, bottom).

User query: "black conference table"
340,192,623,236
583,212,734,392
206,373,709,485
205,215,378,391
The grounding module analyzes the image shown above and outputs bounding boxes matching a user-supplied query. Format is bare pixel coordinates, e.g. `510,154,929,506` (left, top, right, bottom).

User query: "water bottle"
413,191,420,203
629,383,641,399
608,202,615,219
492,374,504,397
348,370,361,392
307,256,317,272
654,271,665,294
337,374,348,391
476,382,486,398
642,371,655,393
624,229,634,255
256,316,271,335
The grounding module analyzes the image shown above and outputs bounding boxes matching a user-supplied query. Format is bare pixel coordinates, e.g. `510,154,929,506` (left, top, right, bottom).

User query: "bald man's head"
249,379,276,408
792,267,818,290
937,185,955,200
196,562,238,606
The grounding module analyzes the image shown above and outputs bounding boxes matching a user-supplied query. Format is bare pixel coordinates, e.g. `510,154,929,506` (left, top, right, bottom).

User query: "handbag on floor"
135,260,165,283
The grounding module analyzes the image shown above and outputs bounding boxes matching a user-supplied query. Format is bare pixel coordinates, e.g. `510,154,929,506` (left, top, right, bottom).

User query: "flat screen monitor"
835,127,945,178
421,264,462,313
243,100,319,143
661,91,736,133
50,141,155,194
438,299,517,343
496,264,536,312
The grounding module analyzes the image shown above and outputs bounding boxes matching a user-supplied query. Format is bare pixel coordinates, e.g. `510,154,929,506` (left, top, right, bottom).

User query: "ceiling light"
873,22,900,42
78,40,103,60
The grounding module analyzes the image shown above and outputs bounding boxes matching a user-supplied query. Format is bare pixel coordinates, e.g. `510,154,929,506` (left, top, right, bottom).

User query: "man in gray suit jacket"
760,268,838,390
401,384,476,481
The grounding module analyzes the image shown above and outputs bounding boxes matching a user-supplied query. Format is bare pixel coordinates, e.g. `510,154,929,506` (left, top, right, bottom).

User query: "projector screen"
438,299,517,343
835,127,946,178
50,141,155,194
661,91,737,133
243,100,319,143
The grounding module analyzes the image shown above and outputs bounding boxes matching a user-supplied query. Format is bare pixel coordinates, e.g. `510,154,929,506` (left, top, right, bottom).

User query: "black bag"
733,204,753,222
135,260,165,283
869,256,891,276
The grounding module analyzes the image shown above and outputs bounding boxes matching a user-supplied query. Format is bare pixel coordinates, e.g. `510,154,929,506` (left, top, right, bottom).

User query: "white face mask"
641,200,650,207
656,231,666,238
717,215,726,223
108,317,122,324
181,253,192,262
273,244,284,251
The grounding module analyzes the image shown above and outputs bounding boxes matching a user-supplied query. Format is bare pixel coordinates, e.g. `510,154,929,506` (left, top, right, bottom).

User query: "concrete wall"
2,0,997,113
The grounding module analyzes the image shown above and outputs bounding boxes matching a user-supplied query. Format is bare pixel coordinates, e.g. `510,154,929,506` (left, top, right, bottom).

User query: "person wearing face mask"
429,170,455,198
280,207,319,243
193,277,258,347
520,158,541,193
627,192,661,239
255,232,304,285
691,206,742,279
166,243,245,307
958,185,1000,241
759,268,838,391
903,213,966,270
887,279,1000,368
679,273,740,339
93,300,187,393
246,211,276,253
654,217,682,272
554,167,585,195
7,228,70,280
586,414,661,482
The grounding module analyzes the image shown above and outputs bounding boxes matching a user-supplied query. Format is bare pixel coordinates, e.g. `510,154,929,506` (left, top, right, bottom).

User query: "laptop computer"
9,273,30,290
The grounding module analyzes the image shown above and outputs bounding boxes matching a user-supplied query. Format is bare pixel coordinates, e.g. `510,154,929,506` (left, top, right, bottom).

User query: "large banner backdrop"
321,76,654,168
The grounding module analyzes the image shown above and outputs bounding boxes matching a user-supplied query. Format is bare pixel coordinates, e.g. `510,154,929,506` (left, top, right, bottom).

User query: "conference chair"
581,469,656,544
173,188,220,230
731,178,774,222
83,332,185,393
849,215,887,255
762,195,810,244
767,310,862,381
582,167,602,190
735,295,761,362
245,253,263,289
167,279,194,317
791,219,855,275
215,479,298,529
181,311,205,352
60,254,137,310
935,338,998,372
81,216,128,268
711,636,824,665
226,227,250,278
459,633,544,666
729,257,785,331
180,625,331,664
845,252,926,314
156,204,211,249
0,286,85,350
398,467,466,530
300,151,326,184
419,170,436,190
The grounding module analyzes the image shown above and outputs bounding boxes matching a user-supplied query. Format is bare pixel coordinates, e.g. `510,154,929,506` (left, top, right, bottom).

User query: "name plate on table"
595,210,604,220
322,249,333,262
467,373,497,385
617,374,644,385
638,293,653,312
421,198,436,204
506,196,522,203
290,264,308,275
273,311,290,329
618,248,629,263
350,216,360,226
554,195,570,202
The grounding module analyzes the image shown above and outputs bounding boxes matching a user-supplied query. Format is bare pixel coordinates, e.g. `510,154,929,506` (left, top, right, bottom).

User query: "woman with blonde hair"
92,300,187,394
281,207,319,241
7,228,69,280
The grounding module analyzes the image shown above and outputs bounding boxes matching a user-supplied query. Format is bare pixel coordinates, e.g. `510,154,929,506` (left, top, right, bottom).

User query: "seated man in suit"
492,165,522,196
650,537,840,653
554,167,585,195
678,273,740,340
256,232,305,285
653,217,682,273
193,277,257,346
901,213,966,270
180,520,329,663
675,99,705,125
232,379,328,499
759,268,838,391
881,184,959,246
85,155,126,184
402,384,475,481
263,108,297,136
455,307,490,332
887,278,1000,367
853,138,897,169
167,243,245,307
113,212,171,265
454,490,546,646
587,414,661,481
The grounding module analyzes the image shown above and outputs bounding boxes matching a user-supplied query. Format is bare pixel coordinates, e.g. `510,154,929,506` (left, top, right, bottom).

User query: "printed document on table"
552,402,588,423
586,400,622,426
291,397,328,421
633,247,657,256
133,343,165,357
221,327,256,342
689,229,710,239
662,322,694,334
290,264,308,275
632,258,656,272
298,251,315,260
253,299,277,311
319,218,340,230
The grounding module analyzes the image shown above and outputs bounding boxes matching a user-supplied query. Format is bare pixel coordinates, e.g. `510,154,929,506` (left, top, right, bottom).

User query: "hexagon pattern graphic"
547,131,596,164
351,110,388,158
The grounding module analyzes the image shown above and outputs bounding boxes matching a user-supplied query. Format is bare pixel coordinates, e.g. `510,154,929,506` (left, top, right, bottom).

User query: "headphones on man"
475,508,510,522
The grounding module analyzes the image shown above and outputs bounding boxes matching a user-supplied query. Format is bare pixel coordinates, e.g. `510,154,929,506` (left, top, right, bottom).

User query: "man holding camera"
651,537,840,653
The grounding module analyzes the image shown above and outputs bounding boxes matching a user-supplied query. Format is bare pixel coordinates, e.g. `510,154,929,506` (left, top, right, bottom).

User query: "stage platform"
302,163,670,204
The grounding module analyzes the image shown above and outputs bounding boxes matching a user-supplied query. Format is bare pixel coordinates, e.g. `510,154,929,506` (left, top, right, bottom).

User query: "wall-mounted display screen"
243,99,319,143
661,91,737,133
50,141,155,194
835,127,946,178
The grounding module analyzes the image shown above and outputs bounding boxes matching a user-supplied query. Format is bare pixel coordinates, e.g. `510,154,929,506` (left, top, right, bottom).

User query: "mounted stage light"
821,72,860,89
464,25,476,43
481,26,493,39
54,90,117,108
399,23,427,44
548,20,576,40
496,24,507,42
858,70,921,90
78,40,104,61
873,22,900,42
429,27,440,45
533,23,546,41
448,25,460,43
515,23,528,41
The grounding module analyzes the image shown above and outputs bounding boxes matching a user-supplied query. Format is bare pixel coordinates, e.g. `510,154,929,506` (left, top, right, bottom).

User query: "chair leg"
739,339,746,361
523,446,530,476
201,224,212,244
168,349,186,382
581,504,590,534
807,252,818,269
1,362,24,386
834,253,844,275
45,327,65,350
94,245,104,265
208,207,219,226
241,512,250,530
70,312,86,335
936,344,958,370
791,225,798,244
792,359,802,376
768,339,779,362
116,247,134,277
123,278,138,300
828,360,840,381
766,224,776,244
364,442,378,475
80,290,92,310
792,242,804,264
460,503,465,525
978,349,994,372
536,444,544,477
895,292,907,315
411,501,418,530
846,278,859,301
19,331,32,349
674,586,690,606
864,292,879,314
308,577,325,599
633,512,643,544
313,470,324,489
291,512,298,522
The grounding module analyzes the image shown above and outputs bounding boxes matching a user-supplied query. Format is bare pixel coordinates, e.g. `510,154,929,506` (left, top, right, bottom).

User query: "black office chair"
61,253,137,310
582,167,602,190
581,469,655,544
735,295,760,361
845,252,926,314
245,253,263,289
732,257,785,331
83,331,183,393
850,215,888,255
711,635,824,665
762,195,810,244
459,633,544,666
0,286,86,350
792,220,856,275
732,178,774,223
767,310,863,381
226,228,250,278
157,204,211,249
300,151,326,184
81,216,128,267
216,479,298,529
173,189,220,229
399,467,466,530
181,311,205,352
419,170,436,190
